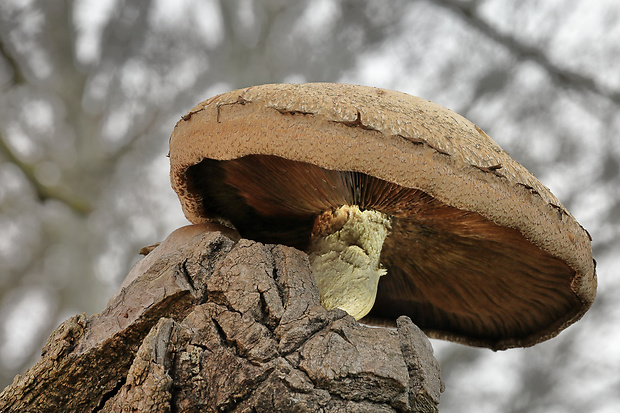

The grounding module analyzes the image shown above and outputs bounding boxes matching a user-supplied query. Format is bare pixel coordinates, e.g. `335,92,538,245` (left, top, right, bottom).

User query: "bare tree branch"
432,0,620,105
0,131,92,215
0,9,93,215
0,37,26,85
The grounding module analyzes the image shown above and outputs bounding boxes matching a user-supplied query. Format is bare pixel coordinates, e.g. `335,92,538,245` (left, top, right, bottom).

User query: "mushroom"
169,83,596,350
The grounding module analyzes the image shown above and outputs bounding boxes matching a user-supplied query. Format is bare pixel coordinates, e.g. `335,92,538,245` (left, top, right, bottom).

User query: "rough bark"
0,224,443,412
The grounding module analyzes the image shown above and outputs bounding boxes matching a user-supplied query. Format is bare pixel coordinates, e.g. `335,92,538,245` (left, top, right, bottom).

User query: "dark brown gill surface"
187,155,579,348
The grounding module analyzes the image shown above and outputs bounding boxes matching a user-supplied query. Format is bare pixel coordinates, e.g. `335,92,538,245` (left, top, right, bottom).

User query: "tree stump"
0,225,443,412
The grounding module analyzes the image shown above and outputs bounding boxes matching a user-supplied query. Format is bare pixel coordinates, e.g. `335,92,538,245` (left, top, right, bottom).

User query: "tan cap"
169,83,596,350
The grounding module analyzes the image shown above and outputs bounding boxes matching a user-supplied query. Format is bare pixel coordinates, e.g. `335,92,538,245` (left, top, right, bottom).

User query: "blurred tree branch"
0,131,92,215
0,5,92,215
0,38,26,85
434,0,620,105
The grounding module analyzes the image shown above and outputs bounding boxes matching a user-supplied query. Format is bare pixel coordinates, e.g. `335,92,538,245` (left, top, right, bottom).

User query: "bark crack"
92,378,126,412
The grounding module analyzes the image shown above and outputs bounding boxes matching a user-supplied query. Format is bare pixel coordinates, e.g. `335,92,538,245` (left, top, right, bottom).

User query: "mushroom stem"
308,205,392,320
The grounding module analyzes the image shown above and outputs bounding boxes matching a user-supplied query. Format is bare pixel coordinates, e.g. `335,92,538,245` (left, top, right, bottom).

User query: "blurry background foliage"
1,0,619,411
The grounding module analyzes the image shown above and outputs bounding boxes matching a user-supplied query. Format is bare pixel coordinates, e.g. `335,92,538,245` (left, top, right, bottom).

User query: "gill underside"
187,155,579,346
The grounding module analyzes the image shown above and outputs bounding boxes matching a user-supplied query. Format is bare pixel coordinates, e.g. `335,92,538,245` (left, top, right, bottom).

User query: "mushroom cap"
169,83,596,350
